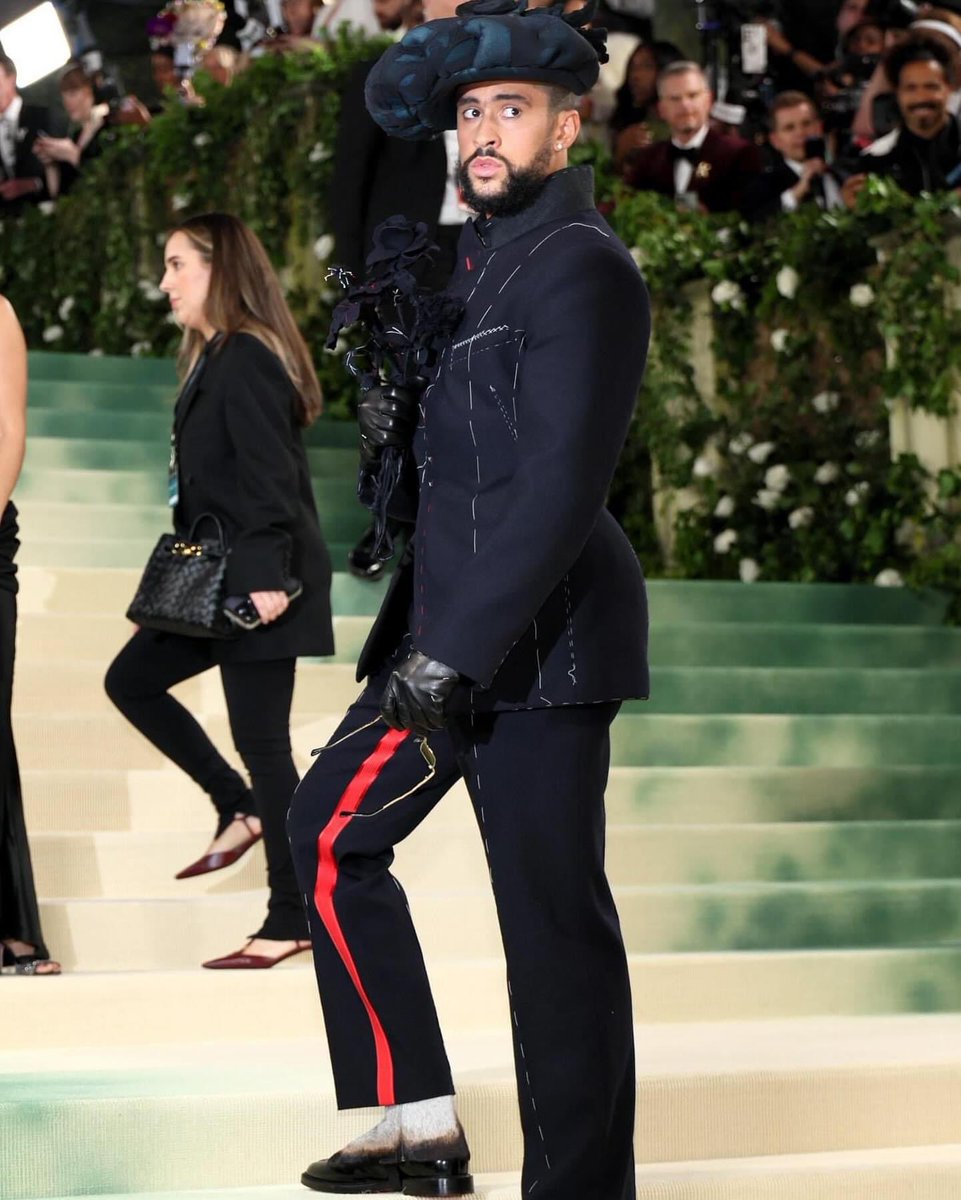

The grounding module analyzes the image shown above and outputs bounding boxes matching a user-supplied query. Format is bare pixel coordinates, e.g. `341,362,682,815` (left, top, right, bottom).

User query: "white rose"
770,328,790,353
88,348,104,357
692,455,716,479
714,495,735,518
747,441,775,464
764,464,791,493
313,234,335,262
855,429,882,450
850,283,875,308
874,568,904,587
711,280,744,309
812,391,840,414
58,296,75,320
845,482,870,506
729,432,754,456
754,488,781,511
716,227,732,245
815,462,840,484
130,341,152,357
193,132,212,147
42,325,63,343
714,529,738,554
739,558,760,583
776,266,799,299
788,506,814,529
171,193,190,212
308,142,331,164
38,201,55,216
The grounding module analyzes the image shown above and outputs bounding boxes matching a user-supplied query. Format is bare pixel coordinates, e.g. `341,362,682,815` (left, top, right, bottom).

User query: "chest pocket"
447,326,526,439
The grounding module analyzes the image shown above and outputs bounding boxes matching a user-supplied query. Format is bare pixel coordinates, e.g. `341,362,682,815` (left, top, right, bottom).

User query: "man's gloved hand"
358,384,419,462
380,650,460,735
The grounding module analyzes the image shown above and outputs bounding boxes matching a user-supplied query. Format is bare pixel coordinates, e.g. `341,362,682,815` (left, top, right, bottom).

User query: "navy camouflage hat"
365,0,608,140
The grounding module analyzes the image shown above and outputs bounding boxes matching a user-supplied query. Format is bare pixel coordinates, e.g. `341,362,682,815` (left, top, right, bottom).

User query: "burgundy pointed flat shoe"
175,815,262,880
202,939,311,970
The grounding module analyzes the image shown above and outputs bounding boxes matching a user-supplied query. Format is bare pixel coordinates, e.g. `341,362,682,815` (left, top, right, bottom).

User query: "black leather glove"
358,384,419,463
380,650,460,735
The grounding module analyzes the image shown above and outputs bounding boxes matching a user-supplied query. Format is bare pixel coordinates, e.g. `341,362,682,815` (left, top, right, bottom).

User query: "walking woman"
105,213,333,969
0,296,60,975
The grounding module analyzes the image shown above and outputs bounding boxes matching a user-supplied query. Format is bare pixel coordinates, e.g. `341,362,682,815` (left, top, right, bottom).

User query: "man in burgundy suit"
621,61,762,214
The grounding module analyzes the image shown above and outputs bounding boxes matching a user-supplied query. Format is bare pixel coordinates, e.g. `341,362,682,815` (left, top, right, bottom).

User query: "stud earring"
555,142,564,150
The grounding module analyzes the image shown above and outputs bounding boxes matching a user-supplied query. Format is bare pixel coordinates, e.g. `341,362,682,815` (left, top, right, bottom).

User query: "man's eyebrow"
458,92,531,105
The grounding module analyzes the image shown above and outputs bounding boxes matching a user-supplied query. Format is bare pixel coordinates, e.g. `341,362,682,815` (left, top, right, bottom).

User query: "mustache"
465,146,505,164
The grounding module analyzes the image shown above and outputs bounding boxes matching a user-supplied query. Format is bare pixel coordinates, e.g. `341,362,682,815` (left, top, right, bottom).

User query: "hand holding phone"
223,579,303,630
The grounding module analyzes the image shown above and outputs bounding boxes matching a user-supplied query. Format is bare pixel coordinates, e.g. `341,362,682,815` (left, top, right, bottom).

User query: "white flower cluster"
811,391,840,414
874,568,904,587
747,441,775,464
714,528,738,554
845,481,870,506
770,328,790,353
850,283,875,308
776,266,799,299
171,193,190,212
130,341,152,357
58,296,75,321
193,132,213,148
788,506,814,529
313,234,334,262
711,280,745,310
739,558,760,583
309,143,331,165
814,461,840,484
42,325,63,343
138,278,165,302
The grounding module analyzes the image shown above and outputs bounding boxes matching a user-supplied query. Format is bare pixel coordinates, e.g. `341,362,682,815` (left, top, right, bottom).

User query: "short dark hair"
656,61,709,97
59,62,94,94
0,54,16,79
885,38,953,88
547,85,577,114
769,90,818,130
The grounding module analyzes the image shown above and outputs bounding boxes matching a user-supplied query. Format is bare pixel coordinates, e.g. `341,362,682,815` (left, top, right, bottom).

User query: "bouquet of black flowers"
326,216,465,561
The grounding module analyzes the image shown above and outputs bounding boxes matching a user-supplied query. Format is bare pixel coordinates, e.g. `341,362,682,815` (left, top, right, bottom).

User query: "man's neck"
904,115,950,142
672,124,709,148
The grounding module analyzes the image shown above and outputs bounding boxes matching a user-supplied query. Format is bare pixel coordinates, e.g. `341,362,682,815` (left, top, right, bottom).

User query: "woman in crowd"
0,297,60,975
34,64,109,197
609,40,679,171
105,213,333,970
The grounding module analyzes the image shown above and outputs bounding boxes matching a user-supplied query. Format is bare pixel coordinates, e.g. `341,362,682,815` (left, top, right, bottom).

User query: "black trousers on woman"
287,654,636,1200
0,502,50,957
105,629,308,941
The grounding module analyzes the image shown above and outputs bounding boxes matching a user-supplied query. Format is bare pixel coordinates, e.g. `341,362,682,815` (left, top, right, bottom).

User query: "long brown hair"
171,212,322,425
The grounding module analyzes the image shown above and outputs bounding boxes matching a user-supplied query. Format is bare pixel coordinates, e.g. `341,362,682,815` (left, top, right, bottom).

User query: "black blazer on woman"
173,332,334,664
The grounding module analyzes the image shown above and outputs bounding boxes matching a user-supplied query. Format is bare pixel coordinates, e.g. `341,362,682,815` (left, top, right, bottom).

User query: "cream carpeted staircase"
5,352,961,1200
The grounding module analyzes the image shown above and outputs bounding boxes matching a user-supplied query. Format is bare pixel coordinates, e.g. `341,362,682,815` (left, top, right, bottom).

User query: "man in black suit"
622,60,762,213
743,91,843,222
287,2,650,1197
0,54,51,212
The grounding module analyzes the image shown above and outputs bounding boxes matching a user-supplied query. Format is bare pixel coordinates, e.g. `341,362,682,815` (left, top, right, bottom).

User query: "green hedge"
4,36,961,602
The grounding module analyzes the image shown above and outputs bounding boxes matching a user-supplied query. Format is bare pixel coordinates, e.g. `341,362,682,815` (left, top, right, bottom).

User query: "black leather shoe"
301,1150,473,1195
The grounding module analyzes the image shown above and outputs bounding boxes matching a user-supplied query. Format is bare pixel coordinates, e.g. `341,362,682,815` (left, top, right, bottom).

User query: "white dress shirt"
672,123,710,195
0,94,24,178
780,156,842,213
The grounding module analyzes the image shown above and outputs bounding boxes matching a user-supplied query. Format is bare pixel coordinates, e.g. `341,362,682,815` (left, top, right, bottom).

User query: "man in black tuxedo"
0,54,51,213
743,91,843,222
288,2,649,1197
622,60,762,213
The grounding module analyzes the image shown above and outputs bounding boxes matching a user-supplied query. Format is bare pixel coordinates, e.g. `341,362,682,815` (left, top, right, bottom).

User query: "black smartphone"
223,579,303,631
804,136,826,161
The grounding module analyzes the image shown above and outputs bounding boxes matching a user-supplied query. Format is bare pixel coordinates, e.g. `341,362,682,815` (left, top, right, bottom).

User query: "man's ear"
555,106,581,151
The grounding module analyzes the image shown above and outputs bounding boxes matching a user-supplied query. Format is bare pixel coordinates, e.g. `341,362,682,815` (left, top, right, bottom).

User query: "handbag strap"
186,512,227,550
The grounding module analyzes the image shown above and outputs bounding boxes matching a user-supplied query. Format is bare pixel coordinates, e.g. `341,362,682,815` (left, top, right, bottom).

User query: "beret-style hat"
365,0,608,140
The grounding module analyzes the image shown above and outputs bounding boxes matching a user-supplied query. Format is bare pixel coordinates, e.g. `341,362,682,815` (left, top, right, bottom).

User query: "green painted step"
27,350,177,385
639,667,961,714
648,623,961,668
644,580,948,626
28,380,176,413
605,766,961,824
615,822,961,884
610,714,961,767
617,879,961,952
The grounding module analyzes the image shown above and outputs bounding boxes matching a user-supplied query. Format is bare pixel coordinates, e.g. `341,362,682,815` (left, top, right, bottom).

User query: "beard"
457,140,555,218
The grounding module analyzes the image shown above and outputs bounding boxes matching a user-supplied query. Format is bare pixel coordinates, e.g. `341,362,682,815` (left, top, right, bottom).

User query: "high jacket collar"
471,164,595,251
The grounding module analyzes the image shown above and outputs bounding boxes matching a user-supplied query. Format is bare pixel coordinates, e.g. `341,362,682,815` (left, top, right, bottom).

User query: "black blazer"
173,332,334,663
357,167,651,710
1,102,50,209
329,58,448,278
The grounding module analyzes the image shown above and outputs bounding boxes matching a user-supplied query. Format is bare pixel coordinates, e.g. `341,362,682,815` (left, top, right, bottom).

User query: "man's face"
897,58,951,137
837,0,869,35
657,70,712,142
422,0,458,19
0,67,17,111
769,102,821,162
456,79,576,217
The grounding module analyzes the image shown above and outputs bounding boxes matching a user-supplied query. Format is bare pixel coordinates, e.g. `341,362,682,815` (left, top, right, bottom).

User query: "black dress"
0,501,49,957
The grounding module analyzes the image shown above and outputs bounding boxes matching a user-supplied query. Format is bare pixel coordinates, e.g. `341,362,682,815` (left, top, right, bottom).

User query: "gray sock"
336,1105,401,1159
401,1095,468,1160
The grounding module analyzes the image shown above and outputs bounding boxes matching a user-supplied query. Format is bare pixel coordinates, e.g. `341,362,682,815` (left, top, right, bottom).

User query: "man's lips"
470,156,503,179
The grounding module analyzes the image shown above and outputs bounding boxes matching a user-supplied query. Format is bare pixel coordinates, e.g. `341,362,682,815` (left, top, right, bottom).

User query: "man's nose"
473,117,499,148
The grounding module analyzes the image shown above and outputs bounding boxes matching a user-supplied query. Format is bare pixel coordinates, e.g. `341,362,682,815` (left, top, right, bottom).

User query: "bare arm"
0,297,27,511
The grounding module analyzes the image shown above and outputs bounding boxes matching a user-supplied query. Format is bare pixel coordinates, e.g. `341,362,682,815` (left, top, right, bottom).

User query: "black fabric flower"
365,0,607,140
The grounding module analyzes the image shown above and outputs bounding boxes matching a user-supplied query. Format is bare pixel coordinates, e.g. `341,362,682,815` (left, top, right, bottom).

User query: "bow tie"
670,144,699,164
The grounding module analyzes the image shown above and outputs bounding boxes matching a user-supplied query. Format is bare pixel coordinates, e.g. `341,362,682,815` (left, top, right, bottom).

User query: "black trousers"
287,666,635,1200
105,629,307,941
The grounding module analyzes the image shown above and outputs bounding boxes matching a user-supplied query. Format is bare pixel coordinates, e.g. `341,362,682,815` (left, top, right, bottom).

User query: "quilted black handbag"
126,513,235,639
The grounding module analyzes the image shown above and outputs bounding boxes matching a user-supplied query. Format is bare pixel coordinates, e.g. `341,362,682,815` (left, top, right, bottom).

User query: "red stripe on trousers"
314,725,410,1106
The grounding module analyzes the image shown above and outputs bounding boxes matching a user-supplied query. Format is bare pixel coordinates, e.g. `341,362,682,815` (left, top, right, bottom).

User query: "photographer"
840,37,961,203
743,90,843,219
34,64,107,198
